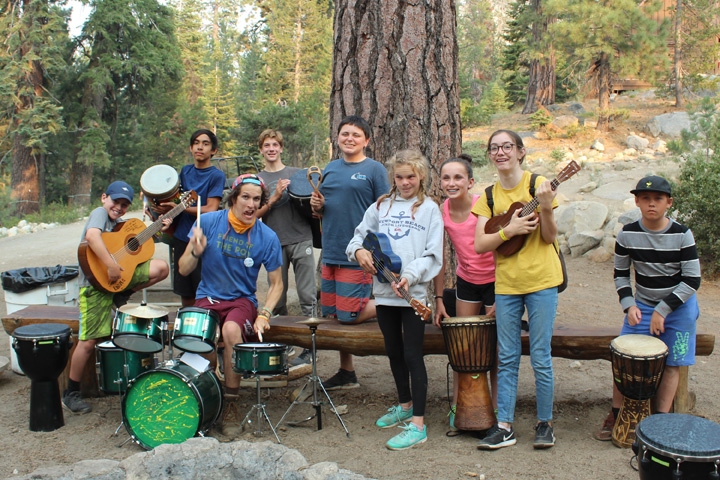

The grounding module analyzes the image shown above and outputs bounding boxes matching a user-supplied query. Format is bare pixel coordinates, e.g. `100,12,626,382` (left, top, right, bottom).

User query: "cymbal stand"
275,317,350,436
239,368,282,443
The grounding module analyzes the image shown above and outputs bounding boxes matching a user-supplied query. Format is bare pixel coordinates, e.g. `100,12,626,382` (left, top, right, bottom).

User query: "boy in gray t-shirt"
256,129,316,367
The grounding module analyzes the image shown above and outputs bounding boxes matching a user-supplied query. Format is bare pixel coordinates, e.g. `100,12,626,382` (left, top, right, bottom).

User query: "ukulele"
78,190,197,293
484,161,580,257
362,232,432,322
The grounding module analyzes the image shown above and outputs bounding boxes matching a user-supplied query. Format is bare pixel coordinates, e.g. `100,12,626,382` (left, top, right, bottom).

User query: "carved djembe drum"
610,334,668,448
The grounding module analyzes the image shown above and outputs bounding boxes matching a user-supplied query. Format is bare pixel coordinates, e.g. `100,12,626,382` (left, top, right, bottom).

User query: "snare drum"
122,362,222,450
634,414,720,480
287,168,322,249
140,164,182,208
610,334,668,448
173,307,220,354
112,309,165,353
440,316,497,430
232,343,288,376
95,341,153,394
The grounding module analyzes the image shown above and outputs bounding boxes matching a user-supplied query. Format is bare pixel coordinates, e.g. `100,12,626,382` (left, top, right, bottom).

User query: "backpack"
484,173,568,293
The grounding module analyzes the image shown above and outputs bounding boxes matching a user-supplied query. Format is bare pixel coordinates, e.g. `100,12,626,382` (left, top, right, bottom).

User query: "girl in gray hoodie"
346,149,443,450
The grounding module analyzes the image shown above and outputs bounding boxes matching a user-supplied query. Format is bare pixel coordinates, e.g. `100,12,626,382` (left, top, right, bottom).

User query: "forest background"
2,0,720,275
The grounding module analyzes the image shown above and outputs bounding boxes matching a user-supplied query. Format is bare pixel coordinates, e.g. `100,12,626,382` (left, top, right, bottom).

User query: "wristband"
257,314,269,322
435,295,443,299
498,229,509,242
191,250,200,258
259,307,272,318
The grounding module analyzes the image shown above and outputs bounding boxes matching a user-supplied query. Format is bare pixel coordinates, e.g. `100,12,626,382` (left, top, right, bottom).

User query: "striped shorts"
320,264,372,323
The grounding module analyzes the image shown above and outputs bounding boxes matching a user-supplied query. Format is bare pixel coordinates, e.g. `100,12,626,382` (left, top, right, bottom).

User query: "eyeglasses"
488,143,516,155
232,174,265,189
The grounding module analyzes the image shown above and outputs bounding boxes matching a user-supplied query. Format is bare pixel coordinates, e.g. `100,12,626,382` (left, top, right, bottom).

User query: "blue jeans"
495,288,558,424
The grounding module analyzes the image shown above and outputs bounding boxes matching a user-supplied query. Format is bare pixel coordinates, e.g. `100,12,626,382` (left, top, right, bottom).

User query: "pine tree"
547,0,669,130
0,0,68,215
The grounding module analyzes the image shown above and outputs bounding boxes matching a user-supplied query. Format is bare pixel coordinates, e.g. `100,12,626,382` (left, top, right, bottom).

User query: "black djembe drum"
12,323,73,431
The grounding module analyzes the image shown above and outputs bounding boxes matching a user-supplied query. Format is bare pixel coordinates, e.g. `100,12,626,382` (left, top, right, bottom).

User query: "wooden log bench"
3,306,715,413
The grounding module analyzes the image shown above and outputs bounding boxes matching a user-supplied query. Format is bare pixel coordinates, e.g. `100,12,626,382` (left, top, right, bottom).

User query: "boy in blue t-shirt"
310,115,390,390
152,129,225,307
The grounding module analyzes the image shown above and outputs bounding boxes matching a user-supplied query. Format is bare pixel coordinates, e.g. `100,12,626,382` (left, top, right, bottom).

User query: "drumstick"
196,195,201,247
258,328,263,343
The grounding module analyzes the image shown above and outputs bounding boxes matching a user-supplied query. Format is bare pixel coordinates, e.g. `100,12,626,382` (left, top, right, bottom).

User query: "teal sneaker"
376,405,413,428
448,405,457,431
386,423,427,450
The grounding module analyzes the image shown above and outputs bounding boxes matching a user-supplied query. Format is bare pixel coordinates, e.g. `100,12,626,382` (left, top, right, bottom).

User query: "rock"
7,227,18,237
585,245,613,263
603,217,619,236
578,182,597,193
547,104,562,112
557,201,609,235
568,103,585,114
619,207,642,225
570,360,582,369
552,115,580,129
568,230,604,257
637,89,656,100
651,140,668,153
533,131,549,140
627,135,649,152
590,139,605,151
646,112,692,138
18,219,28,227
623,197,637,211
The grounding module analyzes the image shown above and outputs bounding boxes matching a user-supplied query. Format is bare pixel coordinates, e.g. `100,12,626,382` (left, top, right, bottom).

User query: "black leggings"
376,305,428,417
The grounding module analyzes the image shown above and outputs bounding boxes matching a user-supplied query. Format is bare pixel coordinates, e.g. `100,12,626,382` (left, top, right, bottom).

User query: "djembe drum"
610,334,668,448
440,316,497,430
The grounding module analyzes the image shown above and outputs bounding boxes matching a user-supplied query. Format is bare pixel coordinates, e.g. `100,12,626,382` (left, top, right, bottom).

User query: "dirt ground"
1,94,719,480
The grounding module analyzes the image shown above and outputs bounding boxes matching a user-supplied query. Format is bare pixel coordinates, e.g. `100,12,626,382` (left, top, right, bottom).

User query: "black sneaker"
534,421,555,449
62,390,91,414
290,348,312,367
477,424,516,450
322,369,359,390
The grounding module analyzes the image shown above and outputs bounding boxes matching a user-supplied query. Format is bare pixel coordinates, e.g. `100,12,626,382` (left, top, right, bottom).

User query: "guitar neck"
373,257,431,322
519,178,560,218
126,201,189,251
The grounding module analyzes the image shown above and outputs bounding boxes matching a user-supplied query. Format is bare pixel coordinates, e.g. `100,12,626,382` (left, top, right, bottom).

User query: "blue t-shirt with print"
319,157,390,265
191,210,282,305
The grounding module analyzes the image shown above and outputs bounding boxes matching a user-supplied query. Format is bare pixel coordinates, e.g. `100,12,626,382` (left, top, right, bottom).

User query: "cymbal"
297,317,330,326
118,302,169,318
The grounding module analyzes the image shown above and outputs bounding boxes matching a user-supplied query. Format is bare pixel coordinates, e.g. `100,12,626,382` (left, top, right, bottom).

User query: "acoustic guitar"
78,190,197,293
484,161,580,257
362,232,433,322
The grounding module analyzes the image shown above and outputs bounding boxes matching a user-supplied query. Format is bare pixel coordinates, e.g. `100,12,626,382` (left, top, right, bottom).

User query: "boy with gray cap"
594,175,701,440
63,181,170,414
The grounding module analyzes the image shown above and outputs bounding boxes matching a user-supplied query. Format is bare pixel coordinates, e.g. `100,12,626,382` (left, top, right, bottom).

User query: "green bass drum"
121,362,222,449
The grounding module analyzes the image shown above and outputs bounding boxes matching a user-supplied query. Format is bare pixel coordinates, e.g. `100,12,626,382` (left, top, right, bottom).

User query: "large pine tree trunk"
68,74,105,209
674,0,684,108
11,135,41,216
330,0,462,290
596,53,612,131
10,43,44,216
330,0,461,181
522,0,555,115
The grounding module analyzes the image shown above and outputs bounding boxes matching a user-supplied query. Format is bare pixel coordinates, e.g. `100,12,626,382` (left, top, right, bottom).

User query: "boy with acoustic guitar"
64,181,170,414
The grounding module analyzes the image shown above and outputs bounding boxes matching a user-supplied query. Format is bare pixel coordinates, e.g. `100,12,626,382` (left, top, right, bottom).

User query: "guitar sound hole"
127,237,140,252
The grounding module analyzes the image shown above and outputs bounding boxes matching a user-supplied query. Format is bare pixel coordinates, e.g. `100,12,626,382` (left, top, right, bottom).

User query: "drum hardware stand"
275,316,350,437
239,371,282,443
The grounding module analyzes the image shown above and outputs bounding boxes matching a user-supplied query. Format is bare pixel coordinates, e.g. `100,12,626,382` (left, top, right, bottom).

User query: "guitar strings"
368,251,414,304
111,196,192,262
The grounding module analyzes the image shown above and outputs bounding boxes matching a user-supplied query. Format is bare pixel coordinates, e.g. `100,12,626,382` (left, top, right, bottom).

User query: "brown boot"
594,411,615,441
220,394,242,438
